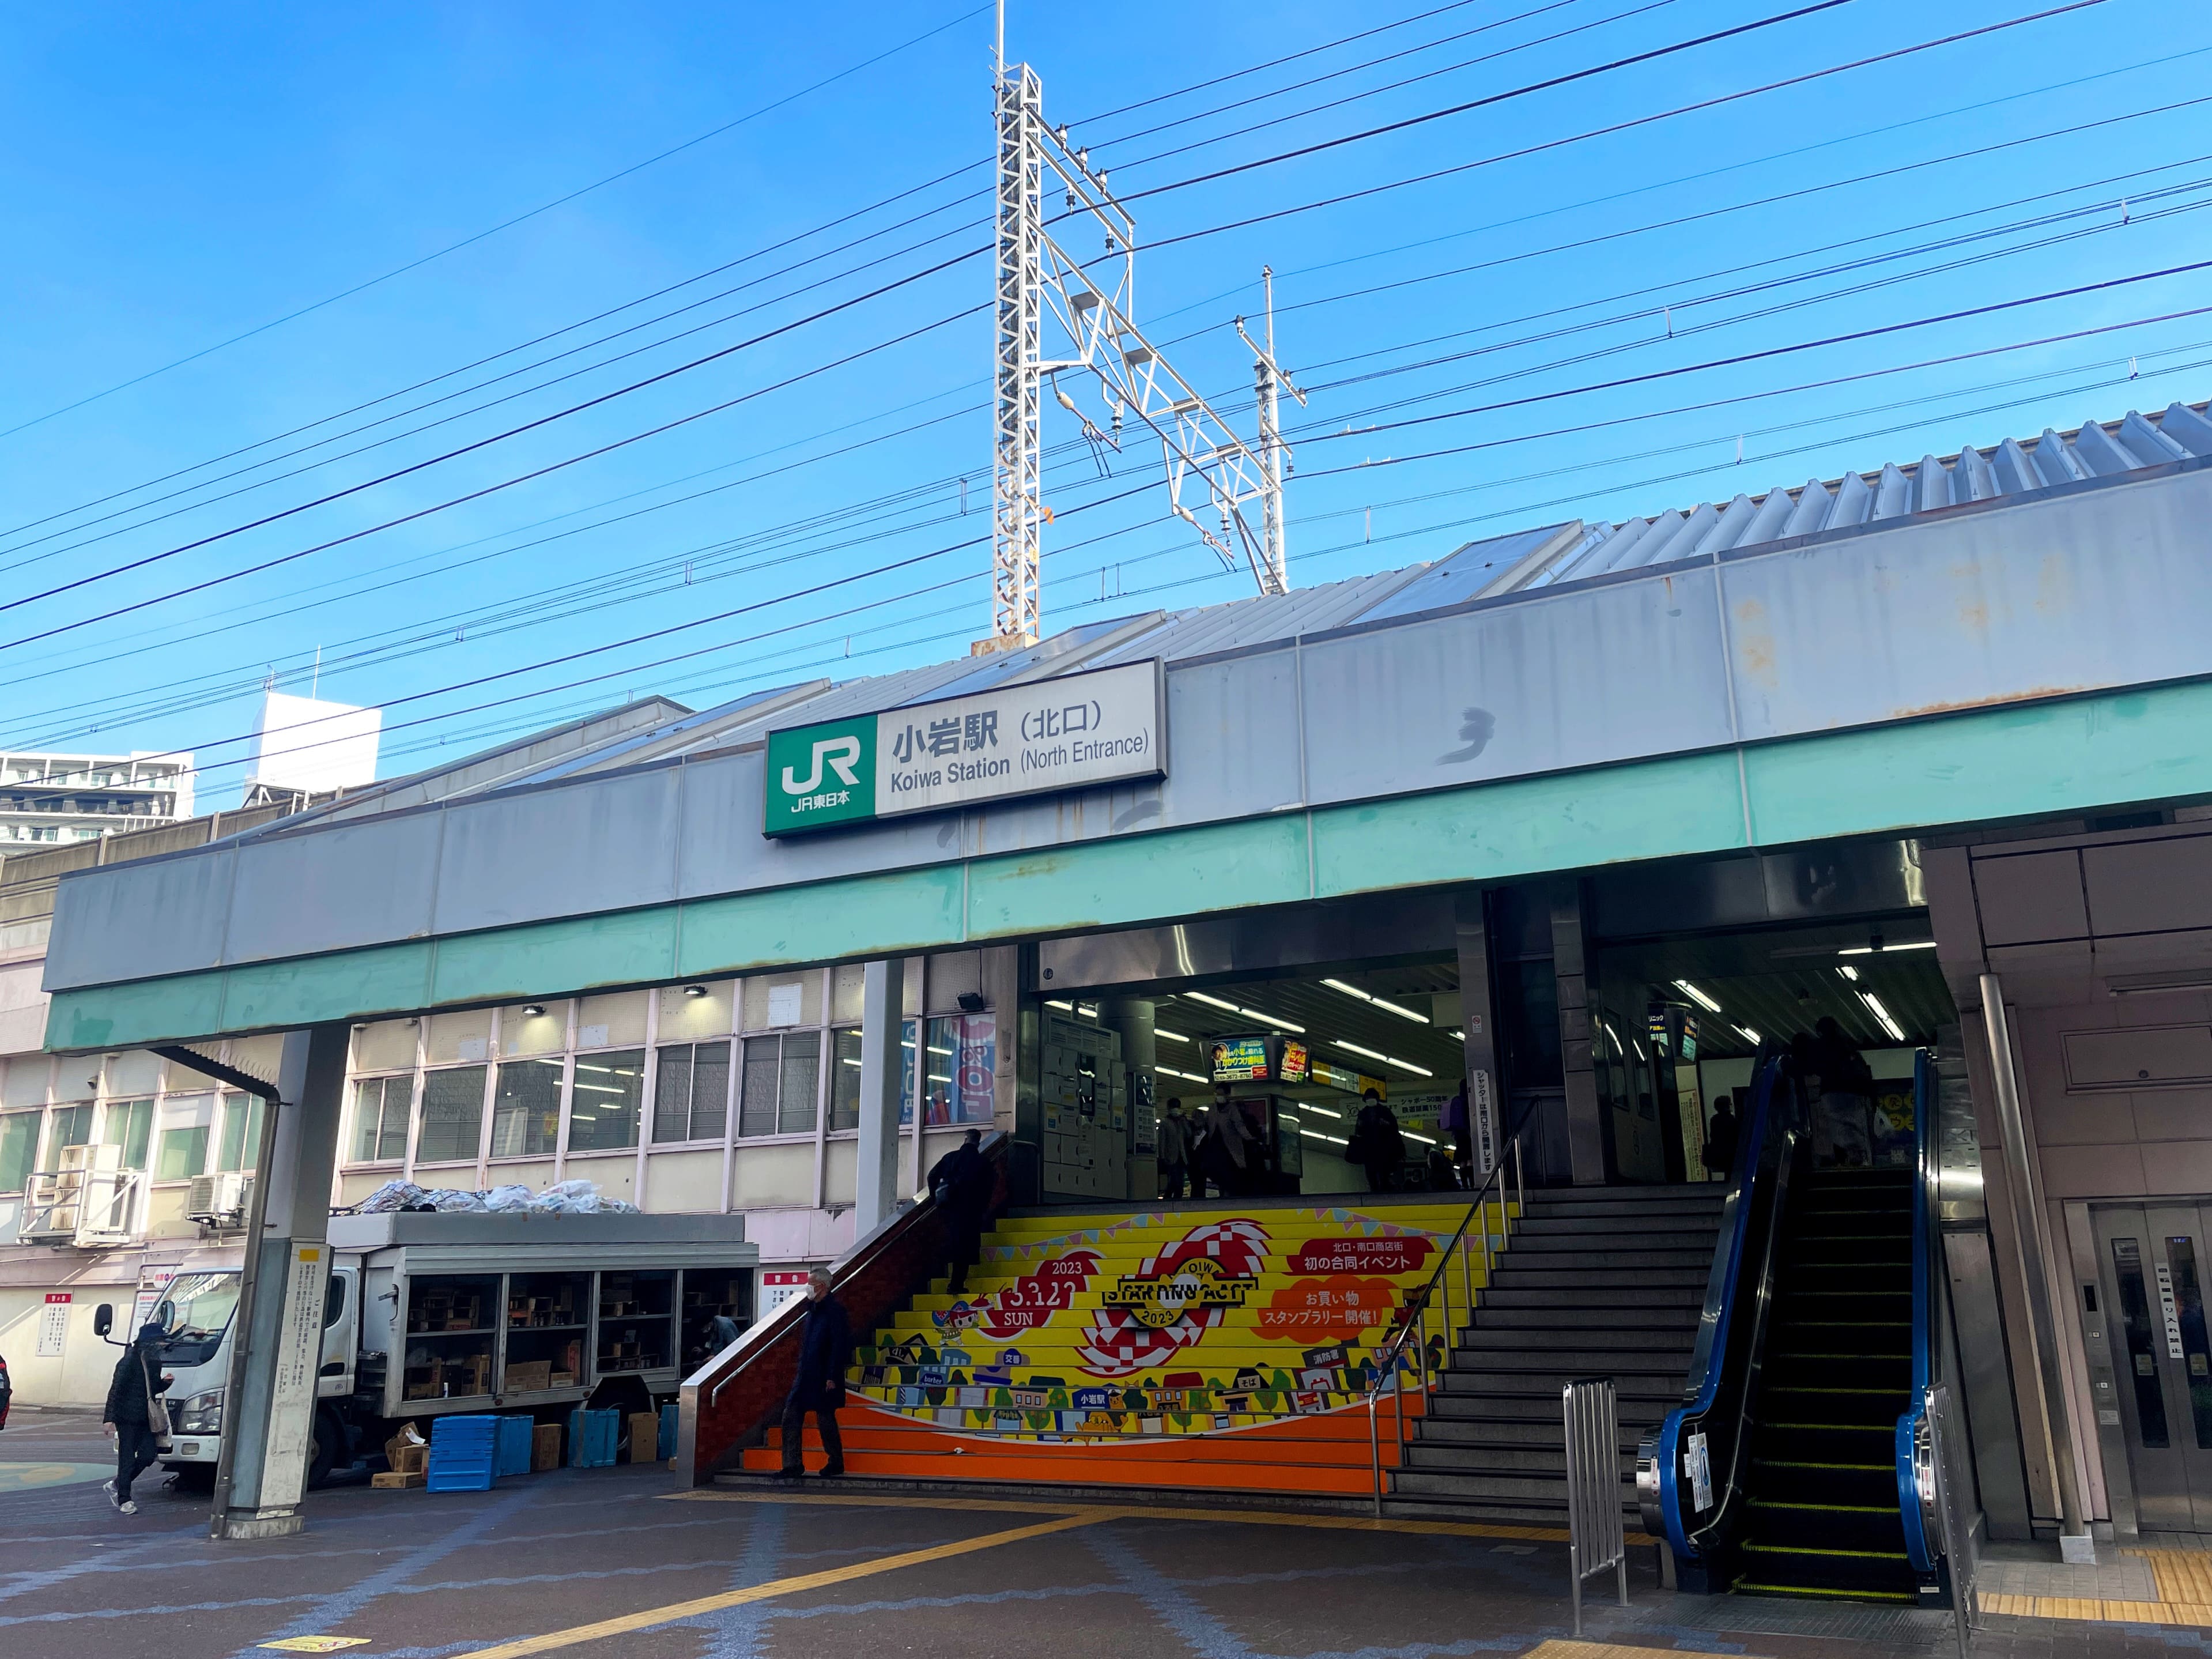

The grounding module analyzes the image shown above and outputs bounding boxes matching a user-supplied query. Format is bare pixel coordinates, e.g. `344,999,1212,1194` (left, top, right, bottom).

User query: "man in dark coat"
101,1321,172,1514
928,1129,995,1295
780,1268,851,1478
1347,1089,1405,1194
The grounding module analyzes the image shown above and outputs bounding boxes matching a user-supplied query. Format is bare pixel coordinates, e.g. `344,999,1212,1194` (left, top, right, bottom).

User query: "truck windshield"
157,1271,241,1367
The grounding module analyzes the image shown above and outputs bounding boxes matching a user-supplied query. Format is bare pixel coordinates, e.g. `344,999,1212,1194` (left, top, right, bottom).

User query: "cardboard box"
626,1411,660,1464
505,1360,552,1393
372,1470,426,1490
384,1424,428,1475
532,1422,562,1472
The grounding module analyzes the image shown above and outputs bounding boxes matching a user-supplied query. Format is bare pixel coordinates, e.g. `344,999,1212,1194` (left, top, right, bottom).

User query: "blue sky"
3,0,2209,804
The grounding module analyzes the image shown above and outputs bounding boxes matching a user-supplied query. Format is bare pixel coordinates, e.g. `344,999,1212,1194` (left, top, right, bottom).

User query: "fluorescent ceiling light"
1673,979,1723,1015
1298,1128,1349,1147
1186,991,1242,1013
1330,1039,1433,1077
1860,991,1907,1043
572,1083,625,1095
1403,1130,1438,1147
927,1046,953,1057
1322,978,1428,1024
1240,1006,1305,1033
1045,998,1073,1011
1838,940,1937,956
1154,1028,1191,1043
841,1058,862,1069
1156,1066,1209,1084
1838,964,1859,982
1302,1104,1343,1120
1735,1025,1762,1045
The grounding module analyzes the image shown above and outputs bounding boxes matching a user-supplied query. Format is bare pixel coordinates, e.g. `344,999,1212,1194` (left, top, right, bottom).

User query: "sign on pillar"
259,1244,330,1505
1470,1070,1498,1179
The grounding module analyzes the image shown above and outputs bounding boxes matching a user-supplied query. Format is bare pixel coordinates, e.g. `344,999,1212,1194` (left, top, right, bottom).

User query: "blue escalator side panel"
1658,1058,1777,1566
1898,1049,1938,1573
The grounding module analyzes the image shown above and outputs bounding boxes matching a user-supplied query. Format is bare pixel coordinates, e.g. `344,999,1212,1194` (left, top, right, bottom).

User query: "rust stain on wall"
1886,685,2088,721
1732,597,1777,689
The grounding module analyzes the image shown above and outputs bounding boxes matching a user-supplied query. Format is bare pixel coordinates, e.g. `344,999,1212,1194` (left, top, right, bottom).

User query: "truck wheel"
308,1408,342,1489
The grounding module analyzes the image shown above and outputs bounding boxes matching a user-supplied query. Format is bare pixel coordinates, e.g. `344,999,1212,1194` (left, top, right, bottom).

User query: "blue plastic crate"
658,1402,678,1462
426,1415,499,1492
568,1407,618,1469
495,1415,534,1477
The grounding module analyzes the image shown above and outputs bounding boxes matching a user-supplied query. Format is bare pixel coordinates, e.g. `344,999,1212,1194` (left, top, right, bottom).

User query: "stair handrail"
675,1128,1010,1485
1365,1125,1526,1517
1637,1054,1807,1586
1897,1048,1945,1578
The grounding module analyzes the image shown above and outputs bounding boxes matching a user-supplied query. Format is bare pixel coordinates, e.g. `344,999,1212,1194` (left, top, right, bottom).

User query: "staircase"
731,1197,1501,1499
1388,1184,1728,1524
1735,1167,1917,1601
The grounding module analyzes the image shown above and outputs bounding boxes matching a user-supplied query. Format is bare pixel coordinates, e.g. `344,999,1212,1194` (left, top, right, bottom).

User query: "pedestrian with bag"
101,1321,172,1514
779,1268,851,1479
928,1128,995,1295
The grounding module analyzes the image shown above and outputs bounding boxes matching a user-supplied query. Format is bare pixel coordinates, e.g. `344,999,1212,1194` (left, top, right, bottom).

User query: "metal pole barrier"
1564,1378,1628,1637
1461,1228,1474,1315
1394,1355,1407,1453
1369,1391,1385,1518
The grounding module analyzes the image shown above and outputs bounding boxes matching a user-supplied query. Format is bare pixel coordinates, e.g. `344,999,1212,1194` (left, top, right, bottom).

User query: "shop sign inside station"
763,660,1165,835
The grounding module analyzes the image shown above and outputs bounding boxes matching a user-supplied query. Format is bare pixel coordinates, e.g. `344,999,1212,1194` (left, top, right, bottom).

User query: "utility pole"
978,2,1287,654
1237,267,1306,595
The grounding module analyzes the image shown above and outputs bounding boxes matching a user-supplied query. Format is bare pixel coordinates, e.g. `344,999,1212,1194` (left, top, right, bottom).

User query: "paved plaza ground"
1,1410,2201,1659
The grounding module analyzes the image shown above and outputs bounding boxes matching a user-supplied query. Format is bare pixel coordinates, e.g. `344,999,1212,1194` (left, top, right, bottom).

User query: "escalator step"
1736,1580,1917,1604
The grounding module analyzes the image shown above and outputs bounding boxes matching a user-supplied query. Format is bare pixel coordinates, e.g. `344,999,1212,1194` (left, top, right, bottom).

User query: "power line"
0,0,2143,653
0,3,994,443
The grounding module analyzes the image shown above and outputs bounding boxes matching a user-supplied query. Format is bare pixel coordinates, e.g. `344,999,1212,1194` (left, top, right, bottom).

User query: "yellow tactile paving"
1519,1642,1682,1659
1977,1552,2212,1628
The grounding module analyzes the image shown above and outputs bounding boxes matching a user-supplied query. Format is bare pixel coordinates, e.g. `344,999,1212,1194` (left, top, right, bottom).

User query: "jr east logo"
764,719,874,832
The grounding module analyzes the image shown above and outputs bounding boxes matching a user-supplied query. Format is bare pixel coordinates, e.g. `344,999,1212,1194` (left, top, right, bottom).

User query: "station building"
14,403,2212,1562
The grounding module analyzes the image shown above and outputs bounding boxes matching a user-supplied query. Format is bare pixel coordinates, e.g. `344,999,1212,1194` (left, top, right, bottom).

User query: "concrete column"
217,1021,347,1540
855,959,906,1236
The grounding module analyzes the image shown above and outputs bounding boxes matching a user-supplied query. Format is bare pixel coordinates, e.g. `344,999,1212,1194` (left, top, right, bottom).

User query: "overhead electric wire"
6,0,2105,657
37,286,2212,762
0,3,994,444
0,0,1560,551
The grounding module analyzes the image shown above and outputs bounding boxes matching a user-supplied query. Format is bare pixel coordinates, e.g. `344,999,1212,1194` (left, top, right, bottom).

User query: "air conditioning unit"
23,1143,122,1240
187,1171,254,1227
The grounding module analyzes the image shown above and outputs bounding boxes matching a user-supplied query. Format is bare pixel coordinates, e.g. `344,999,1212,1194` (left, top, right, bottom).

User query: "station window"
568,1049,644,1152
652,1041,730,1144
101,1098,153,1170
352,1076,412,1163
490,1057,563,1158
0,1110,35,1193
739,1032,819,1137
216,1092,266,1173
155,1094,213,1181
828,1028,863,1130
416,1067,486,1164
46,1102,93,1164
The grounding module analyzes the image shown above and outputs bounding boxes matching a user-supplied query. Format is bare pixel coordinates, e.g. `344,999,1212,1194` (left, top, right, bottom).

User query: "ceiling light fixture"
1155,1066,1209,1084
1330,1039,1433,1077
1154,1027,1191,1043
1735,1024,1762,1045
1322,978,1428,1024
1838,964,1859,982
683,984,708,998
1045,998,1074,1011
1240,1006,1306,1033
1298,1128,1350,1147
1860,991,1907,1043
1673,979,1724,1015
522,1005,545,1019
1839,940,1938,956
1186,991,1243,1013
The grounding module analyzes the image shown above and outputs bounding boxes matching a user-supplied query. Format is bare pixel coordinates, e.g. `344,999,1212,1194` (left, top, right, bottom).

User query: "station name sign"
763,659,1165,836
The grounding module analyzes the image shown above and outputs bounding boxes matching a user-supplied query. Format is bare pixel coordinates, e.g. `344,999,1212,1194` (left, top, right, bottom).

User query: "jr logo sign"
763,718,875,834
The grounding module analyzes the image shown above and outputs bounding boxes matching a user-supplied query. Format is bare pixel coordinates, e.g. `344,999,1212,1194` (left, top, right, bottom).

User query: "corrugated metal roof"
337,397,2210,796
1519,401,2212,591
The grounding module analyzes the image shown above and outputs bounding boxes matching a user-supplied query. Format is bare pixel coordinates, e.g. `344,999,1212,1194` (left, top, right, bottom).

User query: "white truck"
96,1209,756,1489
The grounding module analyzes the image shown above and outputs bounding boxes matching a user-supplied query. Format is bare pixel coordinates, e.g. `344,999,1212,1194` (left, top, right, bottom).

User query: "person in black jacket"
1347,1089,1406,1194
779,1269,851,1479
101,1322,172,1514
0,1349,12,1432
928,1130,995,1295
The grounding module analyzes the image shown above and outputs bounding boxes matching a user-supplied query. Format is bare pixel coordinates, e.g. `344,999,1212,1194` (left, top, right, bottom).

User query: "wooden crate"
371,1471,425,1490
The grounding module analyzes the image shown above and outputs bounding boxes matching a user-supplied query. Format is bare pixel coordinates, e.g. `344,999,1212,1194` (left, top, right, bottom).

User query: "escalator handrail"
1897,1049,1941,1573
1647,1055,1803,1564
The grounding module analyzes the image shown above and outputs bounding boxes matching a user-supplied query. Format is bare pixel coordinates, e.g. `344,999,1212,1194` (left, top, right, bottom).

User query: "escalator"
1641,1050,1962,1607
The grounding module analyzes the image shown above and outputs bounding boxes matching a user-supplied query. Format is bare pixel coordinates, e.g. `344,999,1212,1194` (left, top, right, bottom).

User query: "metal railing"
1365,1129,1525,1515
1565,1377,1630,1635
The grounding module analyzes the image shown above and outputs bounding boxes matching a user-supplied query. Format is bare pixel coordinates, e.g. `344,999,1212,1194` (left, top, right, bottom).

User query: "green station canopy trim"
763,659,1166,835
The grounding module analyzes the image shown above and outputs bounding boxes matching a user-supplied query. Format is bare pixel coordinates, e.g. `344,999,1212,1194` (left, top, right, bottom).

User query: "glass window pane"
353,1079,391,1163
2112,1237,2171,1448
690,1042,730,1143
104,1099,154,1170
377,1079,410,1161
490,1059,563,1158
739,1037,783,1138
156,1126,210,1182
2169,1236,2212,1449
829,1028,863,1131
652,1047,693,1144
49,1103,94,1155
417,1067,487,1164
777,1031,820,1135
0,1111,36,1193
569,1049,643,1152
217,1093,266,1173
